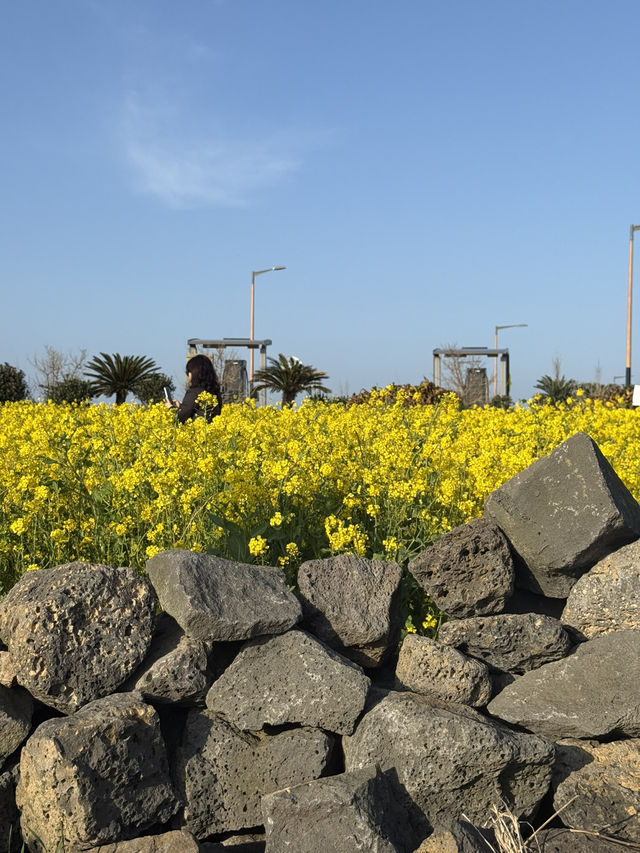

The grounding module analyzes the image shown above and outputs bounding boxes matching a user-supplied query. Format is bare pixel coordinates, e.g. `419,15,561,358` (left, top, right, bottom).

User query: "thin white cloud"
120,93,303,208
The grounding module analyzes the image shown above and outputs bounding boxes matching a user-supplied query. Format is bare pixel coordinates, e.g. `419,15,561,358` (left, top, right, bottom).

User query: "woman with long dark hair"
167,354,222,423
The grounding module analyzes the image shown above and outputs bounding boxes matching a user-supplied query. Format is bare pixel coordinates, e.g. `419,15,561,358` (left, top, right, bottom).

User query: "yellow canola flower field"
1,392,640,593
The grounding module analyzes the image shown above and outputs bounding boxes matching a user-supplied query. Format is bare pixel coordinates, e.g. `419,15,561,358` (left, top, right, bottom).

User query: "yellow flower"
248,536,269,557
269,512,283,527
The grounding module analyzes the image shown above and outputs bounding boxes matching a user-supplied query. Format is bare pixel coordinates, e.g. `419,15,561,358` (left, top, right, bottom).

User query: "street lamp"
626,226,640,387
494,324,528,397
250,266,286,386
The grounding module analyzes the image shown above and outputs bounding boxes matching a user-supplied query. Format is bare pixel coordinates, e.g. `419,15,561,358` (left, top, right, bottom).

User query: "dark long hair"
186,354,221,402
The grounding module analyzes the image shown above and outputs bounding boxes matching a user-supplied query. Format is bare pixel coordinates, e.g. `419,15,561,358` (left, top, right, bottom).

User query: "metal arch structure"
433,347,510,398
187,338,272,406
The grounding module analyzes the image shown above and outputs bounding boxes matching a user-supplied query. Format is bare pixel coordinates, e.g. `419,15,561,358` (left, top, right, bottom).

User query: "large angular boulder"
17,692,178,853
552,738,640,843
438,613,572,674
206,629,370,735
146,550,301,641
0,684,32,764
122,613,213,705
297,555,403,667
561,538,640,639
261,765,427,853
0,563,157,714
414,820,493,852
395,634,491,707
484,433,640,597
174,709,333,838
407,518,514,618
343,690,554,827
487,631,640,739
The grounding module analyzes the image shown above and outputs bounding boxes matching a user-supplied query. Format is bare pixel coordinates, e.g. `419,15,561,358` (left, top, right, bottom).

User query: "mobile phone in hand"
164,387,174,404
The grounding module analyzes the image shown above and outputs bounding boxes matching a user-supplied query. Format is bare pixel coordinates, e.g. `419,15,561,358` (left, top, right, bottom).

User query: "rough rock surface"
413,820,493,852
484,432,640,597
561,538,640,639
0,685,32,764
0,762,20,853
438,613,572,674
146,550,301,641
553,738,640,843
487,631,640,739
83,831,199,853
261,765,426,853
122,612,212,704
206,629,370,735
17,692,178,853
0,562,157,714
407,518,514,618
395,634,491,707
0,651,17,688
530,828,632,852
297,554,403,667
174,709,333,838
343,689,554,827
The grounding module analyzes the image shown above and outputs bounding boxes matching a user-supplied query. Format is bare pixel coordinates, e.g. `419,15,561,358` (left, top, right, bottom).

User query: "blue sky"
2,0,640,401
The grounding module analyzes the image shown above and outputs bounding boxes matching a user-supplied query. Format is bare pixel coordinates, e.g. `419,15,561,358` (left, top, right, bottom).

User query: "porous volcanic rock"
561,538,640,639
205,629,370,735
0,684,32,764
0,562,157,714
83,830,199,853
487,630,640,739
438,613,572,674
146,550,301,641
484,432,640,597
553,738,640,843
174,709,333,838
17,691,178,853
343,689,554,827
261,765,427,853
395,634,491,707
297,554,403,667
407,518,515,618
122,612,213,705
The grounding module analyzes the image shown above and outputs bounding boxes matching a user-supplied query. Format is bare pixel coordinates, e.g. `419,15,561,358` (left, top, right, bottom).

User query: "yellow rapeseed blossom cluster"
1,392,640,592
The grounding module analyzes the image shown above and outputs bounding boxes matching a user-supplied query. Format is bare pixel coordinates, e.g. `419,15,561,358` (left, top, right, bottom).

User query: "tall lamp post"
250,266,286,387
626,226,640,387
494,324,528,397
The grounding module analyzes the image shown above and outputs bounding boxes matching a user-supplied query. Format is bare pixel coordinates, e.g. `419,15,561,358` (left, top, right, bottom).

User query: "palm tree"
252,353,330,406
84,353,160,404
534,373,576,404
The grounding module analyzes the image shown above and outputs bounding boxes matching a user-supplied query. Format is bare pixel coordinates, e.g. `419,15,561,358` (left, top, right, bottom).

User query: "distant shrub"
48,377,93,404
347,378,452,407
0,363,28,402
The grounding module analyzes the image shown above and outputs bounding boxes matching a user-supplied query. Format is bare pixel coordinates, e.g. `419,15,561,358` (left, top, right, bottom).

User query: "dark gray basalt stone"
438,612,572,674
174,709,333,838
343,689,553,828
122,612,213,705
552,738,640,844
0,562,157,714
408,518,515,618
297,554,403,667
561,538,640,639
484,432,640,598
0,684,32,765
261,765,427,853
487,630,640,739
83,830,200,852
17,691,178,853
205,629,370,735
146,550,301,641
394,634,491,707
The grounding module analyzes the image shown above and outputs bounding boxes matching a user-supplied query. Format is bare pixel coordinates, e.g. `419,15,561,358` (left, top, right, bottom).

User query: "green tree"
252,353,330,407
0,363,28,402
133,372,176,404
84,353,160,404
534,373,576,403
49,377,93,404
